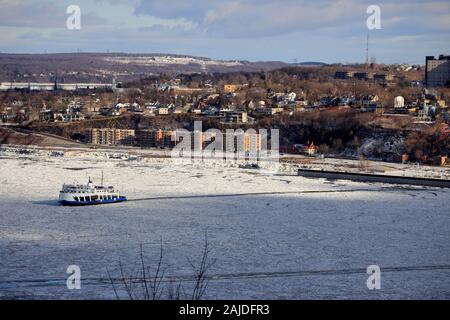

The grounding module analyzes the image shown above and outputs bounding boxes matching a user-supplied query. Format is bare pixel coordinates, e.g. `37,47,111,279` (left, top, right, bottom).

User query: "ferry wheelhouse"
59,178,127,206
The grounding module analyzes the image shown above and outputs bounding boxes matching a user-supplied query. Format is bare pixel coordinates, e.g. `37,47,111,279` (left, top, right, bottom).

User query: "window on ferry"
74,197,79,202
80,197,85,202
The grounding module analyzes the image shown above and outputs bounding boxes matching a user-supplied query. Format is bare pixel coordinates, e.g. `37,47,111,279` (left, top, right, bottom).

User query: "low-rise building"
173,107,187,114
353,72,373,80
59,113,85,122
39,109,54,122
335,71,355,79
362,95,380,112
156,107,169,115
256,107,284,116
220,111,248,123
373,73,394,82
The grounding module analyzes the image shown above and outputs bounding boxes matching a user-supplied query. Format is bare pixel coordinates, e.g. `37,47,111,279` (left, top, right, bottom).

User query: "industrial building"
0,82,113,91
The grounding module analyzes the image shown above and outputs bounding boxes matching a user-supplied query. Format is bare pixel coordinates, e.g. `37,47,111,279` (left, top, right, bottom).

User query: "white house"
394,96,405,108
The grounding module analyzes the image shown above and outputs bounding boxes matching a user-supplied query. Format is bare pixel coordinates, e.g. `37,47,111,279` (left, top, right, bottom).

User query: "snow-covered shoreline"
1,144,449,179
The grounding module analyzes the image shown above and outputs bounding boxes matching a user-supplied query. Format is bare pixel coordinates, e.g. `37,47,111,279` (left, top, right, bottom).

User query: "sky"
0,0,449,64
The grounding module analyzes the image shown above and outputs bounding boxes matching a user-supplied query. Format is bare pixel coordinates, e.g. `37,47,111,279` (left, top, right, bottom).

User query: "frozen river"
0,147,449,299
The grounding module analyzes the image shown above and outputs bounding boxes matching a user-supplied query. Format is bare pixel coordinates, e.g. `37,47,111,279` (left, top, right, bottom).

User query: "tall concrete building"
426,55,450,87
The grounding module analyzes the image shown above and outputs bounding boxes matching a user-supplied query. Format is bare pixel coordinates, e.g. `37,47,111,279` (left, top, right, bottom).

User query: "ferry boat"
59,176,127,206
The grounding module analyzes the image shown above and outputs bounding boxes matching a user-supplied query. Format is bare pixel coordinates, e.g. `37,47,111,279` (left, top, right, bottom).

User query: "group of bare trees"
404,123,450,161
107,234,216,300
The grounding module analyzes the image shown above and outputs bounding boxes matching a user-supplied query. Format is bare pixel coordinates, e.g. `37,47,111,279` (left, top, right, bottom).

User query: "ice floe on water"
0,145,449,299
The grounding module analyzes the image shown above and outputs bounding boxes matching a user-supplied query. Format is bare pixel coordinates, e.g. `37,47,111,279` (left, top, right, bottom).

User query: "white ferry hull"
59,196,127,206
58,179,127,206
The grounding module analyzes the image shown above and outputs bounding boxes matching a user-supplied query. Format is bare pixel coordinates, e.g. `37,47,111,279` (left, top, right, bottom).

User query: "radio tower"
365,32,370,66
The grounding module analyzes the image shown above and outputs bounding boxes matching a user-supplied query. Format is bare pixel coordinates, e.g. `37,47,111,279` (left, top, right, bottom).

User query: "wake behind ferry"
59,176,127,206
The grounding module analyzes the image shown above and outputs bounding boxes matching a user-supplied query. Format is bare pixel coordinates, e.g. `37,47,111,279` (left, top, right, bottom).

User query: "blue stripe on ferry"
59,197,127,206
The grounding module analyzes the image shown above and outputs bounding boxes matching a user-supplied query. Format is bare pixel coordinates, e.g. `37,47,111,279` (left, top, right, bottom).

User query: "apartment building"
178,130,263,154
426,55,450,87
86,128,135,145
135,129,176,148
243,132,262,153
224,131,262,154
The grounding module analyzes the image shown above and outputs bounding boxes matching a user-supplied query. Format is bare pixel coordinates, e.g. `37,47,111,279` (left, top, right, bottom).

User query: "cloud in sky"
0,0,449,64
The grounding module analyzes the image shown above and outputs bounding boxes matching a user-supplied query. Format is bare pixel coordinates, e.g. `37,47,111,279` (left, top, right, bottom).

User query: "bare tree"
189,233,217,300
108,233,215,300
